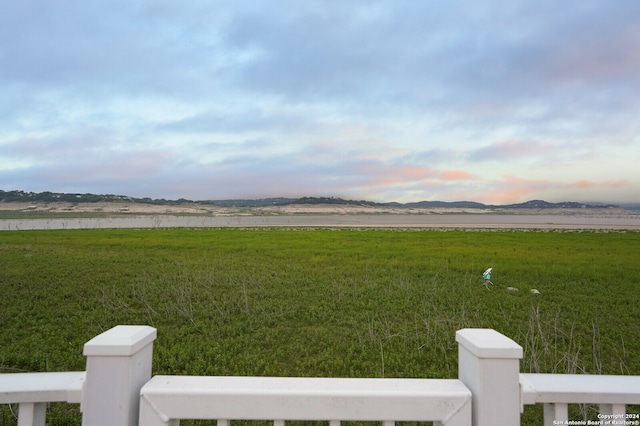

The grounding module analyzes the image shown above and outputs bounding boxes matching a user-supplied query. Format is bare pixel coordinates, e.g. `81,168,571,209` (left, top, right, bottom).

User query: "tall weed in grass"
0,228,639,424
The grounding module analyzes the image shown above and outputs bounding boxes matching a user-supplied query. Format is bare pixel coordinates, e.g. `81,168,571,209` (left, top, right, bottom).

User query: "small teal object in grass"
482,267,492,280
482,267,494,289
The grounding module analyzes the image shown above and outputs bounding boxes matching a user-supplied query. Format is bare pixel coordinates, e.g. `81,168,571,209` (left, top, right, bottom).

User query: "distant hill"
619,203,640,211
499,200,598,209
0,190,191,205
0,189,625,210
200,197,297,208
393,199,620,209
393,200,489,209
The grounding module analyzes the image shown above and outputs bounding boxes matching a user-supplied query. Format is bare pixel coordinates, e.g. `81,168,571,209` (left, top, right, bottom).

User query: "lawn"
1,228,639,424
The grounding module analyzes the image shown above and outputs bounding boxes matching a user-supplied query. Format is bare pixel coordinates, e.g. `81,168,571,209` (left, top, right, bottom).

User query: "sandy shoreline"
1,202,639,230
1,201,637,216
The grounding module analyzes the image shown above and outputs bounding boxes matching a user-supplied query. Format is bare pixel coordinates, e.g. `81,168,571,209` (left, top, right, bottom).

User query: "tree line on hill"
0,189,625,210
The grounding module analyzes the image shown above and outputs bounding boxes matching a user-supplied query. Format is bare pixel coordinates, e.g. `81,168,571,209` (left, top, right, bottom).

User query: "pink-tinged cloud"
569,179,630,189
572,180,597,189
476,177,634,205
477,175,554,204
352,162,477,189
482,188,539,205
470,139,550,161
389,165,436,180
500,174,553,186
353,163,432,182
440,170,475,180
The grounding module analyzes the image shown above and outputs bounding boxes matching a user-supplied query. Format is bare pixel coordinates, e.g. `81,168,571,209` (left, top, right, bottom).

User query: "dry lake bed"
1,202,639,230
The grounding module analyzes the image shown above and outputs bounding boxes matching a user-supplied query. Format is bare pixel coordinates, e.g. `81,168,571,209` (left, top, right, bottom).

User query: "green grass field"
1,228,639,425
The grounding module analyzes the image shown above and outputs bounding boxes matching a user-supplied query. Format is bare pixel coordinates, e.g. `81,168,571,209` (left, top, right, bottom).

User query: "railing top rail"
0,372,85,404
142,375,470,396
140,375,472,423
521,373,640,405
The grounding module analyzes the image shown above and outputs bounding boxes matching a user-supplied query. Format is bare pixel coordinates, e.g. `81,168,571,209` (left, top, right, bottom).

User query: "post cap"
83,325,157,356
456,328,523,359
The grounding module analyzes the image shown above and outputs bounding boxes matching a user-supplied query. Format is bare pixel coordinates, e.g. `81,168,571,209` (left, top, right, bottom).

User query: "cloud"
542,6,640,85
569,180,631,190
441,170,475,180
1,1,638,204
469,140,550,162
485,175,554,204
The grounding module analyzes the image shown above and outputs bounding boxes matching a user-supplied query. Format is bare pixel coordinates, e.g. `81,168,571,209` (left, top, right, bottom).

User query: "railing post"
456,328,523,426
82,325,157,426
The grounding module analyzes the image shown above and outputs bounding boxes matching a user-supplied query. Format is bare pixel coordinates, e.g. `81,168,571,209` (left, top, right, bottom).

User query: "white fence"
139,376,471,426
520,373,640,426
1,325,639,426
0,372,84,426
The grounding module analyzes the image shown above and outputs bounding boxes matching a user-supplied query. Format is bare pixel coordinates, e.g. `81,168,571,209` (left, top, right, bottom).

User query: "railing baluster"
600,403,626,416
329,420,340,426
17,402,46,426
543,403,567,426
382,421,394,426
274,420,285,426
217,420,230,426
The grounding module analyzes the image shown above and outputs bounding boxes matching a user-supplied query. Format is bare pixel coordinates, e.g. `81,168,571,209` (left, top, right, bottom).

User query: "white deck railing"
1,325,639,426
139,376,471,426
0,371,84,426
520,373,640,426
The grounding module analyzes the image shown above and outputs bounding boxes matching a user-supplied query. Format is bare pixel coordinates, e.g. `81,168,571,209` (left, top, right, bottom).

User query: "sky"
1,1,639,204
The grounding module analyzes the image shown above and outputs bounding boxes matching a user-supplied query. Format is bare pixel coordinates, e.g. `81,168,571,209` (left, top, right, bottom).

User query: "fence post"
456,328,523,426
82,325,157,426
